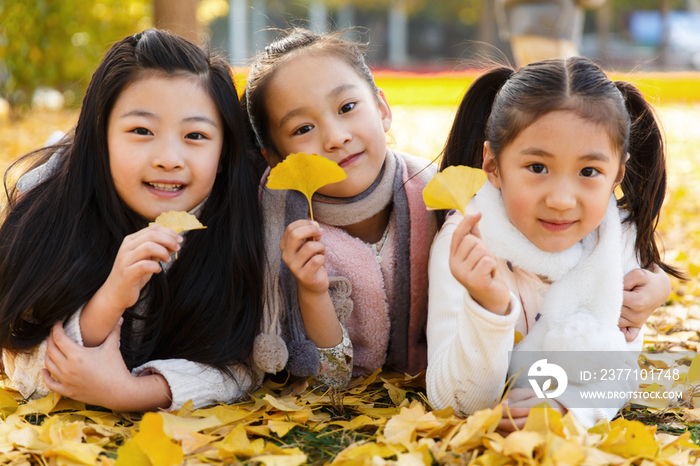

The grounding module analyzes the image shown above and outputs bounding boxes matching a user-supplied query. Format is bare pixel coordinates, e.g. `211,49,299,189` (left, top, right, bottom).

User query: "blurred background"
2,0,700,115
0,0,700,324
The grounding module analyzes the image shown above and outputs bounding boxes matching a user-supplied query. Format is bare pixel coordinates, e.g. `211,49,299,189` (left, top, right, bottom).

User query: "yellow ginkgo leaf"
133,413,184,466
150,211,206,234
423,165,487,215
266,152,347,221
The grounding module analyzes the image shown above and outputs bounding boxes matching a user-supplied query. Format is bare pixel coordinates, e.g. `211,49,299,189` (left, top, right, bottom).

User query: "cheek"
501,187,535,228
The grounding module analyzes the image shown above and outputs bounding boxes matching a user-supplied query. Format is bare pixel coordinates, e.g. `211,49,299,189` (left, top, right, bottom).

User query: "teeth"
148,183,183,192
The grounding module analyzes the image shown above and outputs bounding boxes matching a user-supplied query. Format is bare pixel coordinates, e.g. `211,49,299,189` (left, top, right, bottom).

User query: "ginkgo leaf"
150,211,206,234
132,413,184,466
422,165,487,215
266,152,347,221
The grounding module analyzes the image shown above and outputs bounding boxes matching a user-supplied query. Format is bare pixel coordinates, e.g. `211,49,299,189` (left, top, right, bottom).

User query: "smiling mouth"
540,220,576,232
338,152,363,167
147,182,184,192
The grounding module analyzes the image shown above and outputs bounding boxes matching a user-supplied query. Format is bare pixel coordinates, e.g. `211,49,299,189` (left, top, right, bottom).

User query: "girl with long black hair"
0,29,265,411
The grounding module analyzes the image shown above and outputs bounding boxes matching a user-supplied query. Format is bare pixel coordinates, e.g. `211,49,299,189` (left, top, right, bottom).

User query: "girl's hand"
42,321,172,411
280,220,329,295
104,225,182,310
80,225,182,347
280,220,341,348
450,212,510,315
619,265,671,342
498,388,567,433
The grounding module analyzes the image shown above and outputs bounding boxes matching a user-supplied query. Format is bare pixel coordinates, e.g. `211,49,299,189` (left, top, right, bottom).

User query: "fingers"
505,387,537,403
620,326,640,342
450,212,482,254
280,220,322,253
42,368,67,395
280,221,327,291
623,268,647,292
498,415,528,433
122,226,182,265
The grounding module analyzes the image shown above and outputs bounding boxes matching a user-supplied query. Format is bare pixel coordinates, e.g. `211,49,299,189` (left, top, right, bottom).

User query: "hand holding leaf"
266,152,347,221
423,165,487,215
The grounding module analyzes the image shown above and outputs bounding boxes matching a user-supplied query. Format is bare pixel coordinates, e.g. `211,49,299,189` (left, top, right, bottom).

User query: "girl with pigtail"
426,58,680,429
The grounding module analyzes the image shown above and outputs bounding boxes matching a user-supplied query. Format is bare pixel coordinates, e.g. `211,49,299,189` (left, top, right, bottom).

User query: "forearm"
427,225,520,413
80,285,126,347
298,287,342,348
108,373,173,412
133,359,260,411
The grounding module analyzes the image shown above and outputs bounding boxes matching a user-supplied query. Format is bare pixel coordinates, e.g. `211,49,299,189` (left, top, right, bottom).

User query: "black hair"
0,29,266,375
439,57,682,279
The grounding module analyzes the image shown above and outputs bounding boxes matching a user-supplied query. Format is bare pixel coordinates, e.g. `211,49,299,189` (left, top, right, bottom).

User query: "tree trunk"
153,0,201,44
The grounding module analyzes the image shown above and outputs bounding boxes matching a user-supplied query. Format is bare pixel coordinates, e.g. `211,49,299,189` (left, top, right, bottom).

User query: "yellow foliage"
423,165,487,215
150,210,206,234
266,152,347,221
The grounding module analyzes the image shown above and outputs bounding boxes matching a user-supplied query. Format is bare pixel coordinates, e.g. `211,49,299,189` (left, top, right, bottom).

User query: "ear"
614,152,630,186
377,88,392,133
261,147,274,167
482,141,501,189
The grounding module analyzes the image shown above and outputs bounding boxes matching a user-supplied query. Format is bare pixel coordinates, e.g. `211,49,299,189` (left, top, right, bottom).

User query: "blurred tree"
154,0,201,43
0,0,151,111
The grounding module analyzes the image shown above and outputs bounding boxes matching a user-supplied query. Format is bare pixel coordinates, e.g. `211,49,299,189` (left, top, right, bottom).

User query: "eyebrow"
278,83,359,129
520,148,610,162
119,110,217,127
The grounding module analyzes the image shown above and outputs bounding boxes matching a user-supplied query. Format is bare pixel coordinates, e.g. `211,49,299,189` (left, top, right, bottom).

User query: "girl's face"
107,76,223,220
484,110,624,252
264,53,392,198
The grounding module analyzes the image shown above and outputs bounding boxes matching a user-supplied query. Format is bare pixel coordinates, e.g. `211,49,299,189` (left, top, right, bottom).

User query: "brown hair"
440,57,682,279
242,28,378,161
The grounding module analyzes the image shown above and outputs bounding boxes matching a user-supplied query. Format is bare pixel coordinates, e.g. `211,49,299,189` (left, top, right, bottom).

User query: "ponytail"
615,81,684,279
437,67,513,226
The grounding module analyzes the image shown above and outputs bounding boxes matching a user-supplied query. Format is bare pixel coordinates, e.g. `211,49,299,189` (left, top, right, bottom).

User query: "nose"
322,123,352,153
152,135,185,170
544,178,577,211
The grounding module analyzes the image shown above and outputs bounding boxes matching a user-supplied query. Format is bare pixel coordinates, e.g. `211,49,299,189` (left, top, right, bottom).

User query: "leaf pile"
2,365,700,465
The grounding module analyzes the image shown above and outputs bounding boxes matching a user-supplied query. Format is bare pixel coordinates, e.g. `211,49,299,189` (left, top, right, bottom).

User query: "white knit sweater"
426,191,644,428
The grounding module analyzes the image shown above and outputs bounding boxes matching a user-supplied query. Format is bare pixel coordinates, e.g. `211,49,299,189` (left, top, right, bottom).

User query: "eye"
131,127,152,136
580,167,599,177
339,102,356,114
528,163,547,174
294,125,313,135
185,132,207,140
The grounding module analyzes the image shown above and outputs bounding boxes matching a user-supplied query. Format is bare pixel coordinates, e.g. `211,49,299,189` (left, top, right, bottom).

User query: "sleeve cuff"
315,325,353,388
132,359,258,411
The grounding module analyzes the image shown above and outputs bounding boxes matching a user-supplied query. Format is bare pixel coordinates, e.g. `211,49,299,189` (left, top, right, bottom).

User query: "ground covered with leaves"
2,367,700,465
1,75,700,464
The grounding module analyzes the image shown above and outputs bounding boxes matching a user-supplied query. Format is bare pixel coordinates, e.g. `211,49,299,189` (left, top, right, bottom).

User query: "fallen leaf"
150,210,206,234
254,453,308,466
132,413,184,466
502,430,544,458
266,152,347,220
422,165,487,215
115,439,150,466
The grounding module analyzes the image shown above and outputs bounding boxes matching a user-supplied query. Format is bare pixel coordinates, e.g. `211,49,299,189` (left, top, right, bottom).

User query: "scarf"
253,150,436,377
473,182,629,354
